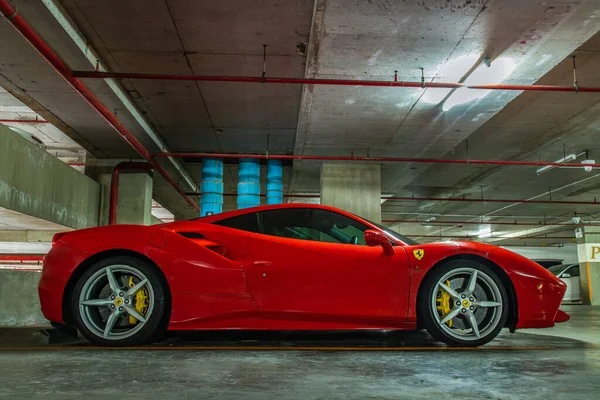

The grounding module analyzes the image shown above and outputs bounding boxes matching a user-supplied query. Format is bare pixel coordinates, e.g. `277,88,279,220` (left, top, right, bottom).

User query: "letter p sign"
591,246,600,260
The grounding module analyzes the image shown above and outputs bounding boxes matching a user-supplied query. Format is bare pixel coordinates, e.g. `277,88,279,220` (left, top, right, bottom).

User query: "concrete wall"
0,124,100,229
0,270,47,326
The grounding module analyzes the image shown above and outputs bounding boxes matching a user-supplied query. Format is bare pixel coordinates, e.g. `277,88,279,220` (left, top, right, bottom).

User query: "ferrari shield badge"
413,249,425,260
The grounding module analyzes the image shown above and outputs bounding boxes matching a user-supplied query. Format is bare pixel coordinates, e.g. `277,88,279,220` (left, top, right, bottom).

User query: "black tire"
71,256,168,346
418,259,509,347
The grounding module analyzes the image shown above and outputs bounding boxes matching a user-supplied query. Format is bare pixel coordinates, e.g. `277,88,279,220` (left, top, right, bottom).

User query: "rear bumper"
39,242,88,323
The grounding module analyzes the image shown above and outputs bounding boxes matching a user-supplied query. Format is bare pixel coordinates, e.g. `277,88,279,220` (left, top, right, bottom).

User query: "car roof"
194,203,357,223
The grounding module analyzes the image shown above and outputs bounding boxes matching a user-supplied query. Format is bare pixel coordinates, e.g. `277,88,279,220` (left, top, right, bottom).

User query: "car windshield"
361,218,419,245
548,264,569,276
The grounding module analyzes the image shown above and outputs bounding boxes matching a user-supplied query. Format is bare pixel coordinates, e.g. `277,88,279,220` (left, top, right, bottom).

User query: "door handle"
253,260,273,267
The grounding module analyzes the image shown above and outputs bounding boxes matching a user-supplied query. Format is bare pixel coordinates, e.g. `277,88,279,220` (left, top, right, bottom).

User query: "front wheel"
71,256,168,346
419,260,509,347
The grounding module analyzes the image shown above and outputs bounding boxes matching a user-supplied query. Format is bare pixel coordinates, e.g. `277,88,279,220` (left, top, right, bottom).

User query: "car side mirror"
364,229,394,256
561,273,571,278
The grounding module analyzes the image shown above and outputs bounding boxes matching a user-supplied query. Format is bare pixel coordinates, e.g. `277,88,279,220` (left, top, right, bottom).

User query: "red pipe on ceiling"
109,162,153,225
72,71,600,93
0,119,49,123
382,196,598,205
383,219,599,227
0,1,199,213
154,152,600,169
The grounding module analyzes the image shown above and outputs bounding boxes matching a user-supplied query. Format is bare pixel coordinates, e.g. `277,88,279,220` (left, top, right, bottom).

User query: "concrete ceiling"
2,0,600,245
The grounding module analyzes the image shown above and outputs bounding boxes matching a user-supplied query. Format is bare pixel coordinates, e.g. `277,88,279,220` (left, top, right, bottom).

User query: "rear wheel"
71,256,167,346
419,259,509,347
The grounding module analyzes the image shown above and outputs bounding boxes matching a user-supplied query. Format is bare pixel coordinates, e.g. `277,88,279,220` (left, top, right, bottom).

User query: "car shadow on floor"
0,327,594,350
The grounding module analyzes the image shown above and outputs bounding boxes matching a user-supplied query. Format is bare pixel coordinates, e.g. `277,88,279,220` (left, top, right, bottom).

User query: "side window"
258,208,368,245
566,265,580,277
213,213,260,233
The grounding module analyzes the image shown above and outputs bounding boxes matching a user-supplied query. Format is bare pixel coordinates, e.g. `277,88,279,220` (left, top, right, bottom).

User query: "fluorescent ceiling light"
421,217,437,225
536,153,577,175
536,151,587,175
442,57,516,112
421,55,479,105
477,226,492,238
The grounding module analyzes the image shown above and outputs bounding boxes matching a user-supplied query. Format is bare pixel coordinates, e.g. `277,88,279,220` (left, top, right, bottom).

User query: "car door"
565,264,581,301
560,265,581,302
242,208,412,324
165,214,261,297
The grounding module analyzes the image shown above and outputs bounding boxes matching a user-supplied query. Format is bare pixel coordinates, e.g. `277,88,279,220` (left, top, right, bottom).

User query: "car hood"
411,240,561,283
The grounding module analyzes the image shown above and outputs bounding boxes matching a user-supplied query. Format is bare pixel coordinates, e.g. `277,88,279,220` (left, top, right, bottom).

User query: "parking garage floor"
0,305,598,399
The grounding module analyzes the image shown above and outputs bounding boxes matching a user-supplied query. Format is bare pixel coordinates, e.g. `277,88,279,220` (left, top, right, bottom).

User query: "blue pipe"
237,158,261,209
200,158,223,216
266,159,283,204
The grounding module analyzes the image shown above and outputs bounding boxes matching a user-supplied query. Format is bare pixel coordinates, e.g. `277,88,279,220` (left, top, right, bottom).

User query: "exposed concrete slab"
0,230,60,242
0,241,50,254
0,207,71,231
0,124,100,230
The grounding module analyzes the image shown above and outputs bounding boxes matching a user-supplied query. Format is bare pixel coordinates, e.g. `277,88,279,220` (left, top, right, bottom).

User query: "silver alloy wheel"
78,264,155,341
431,267,503,342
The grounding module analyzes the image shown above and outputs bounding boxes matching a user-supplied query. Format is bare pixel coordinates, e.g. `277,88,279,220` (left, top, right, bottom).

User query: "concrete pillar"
576,226,600,305
85,159,153,225
320,163,381,223
114,173,153,225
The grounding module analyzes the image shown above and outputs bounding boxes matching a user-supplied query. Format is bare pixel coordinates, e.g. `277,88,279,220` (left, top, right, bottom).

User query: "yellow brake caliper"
128,276,149,324
436,280,453,327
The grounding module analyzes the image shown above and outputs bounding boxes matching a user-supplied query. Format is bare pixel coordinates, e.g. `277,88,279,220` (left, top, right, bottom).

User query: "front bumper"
39,242,88,323
512,273,568,329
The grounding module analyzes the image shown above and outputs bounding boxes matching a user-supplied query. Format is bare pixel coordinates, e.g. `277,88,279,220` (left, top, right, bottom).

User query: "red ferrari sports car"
40,204,569,346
